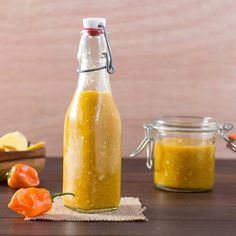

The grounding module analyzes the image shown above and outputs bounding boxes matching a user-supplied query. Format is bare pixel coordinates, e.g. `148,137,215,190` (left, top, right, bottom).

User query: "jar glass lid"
151,116,218,132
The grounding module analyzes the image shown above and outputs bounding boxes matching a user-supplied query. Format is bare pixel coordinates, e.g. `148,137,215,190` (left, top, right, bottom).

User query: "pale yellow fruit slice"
27,141,45,151
0,131,28,151
2,145,17,151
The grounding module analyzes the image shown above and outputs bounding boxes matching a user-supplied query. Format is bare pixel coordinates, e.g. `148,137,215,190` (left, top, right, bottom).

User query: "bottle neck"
77,30,111,92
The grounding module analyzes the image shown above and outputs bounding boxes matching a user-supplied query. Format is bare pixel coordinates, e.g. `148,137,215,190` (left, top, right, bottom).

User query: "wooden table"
1,158,236,236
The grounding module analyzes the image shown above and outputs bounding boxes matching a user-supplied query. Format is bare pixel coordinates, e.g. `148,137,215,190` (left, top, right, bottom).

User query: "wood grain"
1,159,236,235
0,0,236,157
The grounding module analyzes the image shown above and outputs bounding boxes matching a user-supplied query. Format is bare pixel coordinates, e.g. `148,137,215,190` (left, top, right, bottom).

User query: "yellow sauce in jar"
154,138,215,191
63,90,121,211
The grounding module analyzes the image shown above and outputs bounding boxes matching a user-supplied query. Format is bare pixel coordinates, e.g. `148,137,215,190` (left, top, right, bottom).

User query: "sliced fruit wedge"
27,141,45,151
0,131,28,151
2,145,17,151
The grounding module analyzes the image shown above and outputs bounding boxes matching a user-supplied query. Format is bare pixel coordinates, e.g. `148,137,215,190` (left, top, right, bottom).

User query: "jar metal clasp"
130,123,154,169
218,123,236,152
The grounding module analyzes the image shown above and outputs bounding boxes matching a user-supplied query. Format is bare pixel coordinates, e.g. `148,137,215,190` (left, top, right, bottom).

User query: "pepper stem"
51,192,75,202
5,171,10,179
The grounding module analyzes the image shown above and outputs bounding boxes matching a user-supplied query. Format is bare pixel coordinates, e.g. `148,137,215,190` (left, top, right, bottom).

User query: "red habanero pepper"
8,187,74,218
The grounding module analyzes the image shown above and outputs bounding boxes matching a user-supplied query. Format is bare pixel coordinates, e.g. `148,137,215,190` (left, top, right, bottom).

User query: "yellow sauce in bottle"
63,90,121,211
154,138,215,191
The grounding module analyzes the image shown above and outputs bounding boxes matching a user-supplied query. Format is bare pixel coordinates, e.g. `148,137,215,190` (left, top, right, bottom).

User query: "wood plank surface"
1,158,236,235
0,1,236,157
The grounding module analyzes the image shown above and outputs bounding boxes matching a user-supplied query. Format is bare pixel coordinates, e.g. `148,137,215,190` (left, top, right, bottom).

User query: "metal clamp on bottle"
98,24,115,74
77,23,115,74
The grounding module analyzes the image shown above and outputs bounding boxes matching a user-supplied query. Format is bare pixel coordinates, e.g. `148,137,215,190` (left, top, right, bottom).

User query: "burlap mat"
25,197,147,222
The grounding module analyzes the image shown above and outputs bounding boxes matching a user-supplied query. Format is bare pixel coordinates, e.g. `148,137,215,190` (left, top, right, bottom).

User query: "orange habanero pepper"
8,187,74,218
228,134,236,142
6,163,40,189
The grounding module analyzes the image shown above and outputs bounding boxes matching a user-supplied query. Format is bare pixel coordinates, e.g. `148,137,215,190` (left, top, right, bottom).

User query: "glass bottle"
63,18,121,212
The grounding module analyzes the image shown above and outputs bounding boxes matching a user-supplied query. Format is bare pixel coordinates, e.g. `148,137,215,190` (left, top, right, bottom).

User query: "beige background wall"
0,0,236,158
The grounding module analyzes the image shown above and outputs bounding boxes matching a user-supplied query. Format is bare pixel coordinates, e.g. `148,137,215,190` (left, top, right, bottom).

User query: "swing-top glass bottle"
63,18,121,212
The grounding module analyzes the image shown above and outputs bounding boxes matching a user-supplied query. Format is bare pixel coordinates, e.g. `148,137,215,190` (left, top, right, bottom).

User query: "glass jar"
131,116,235,192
